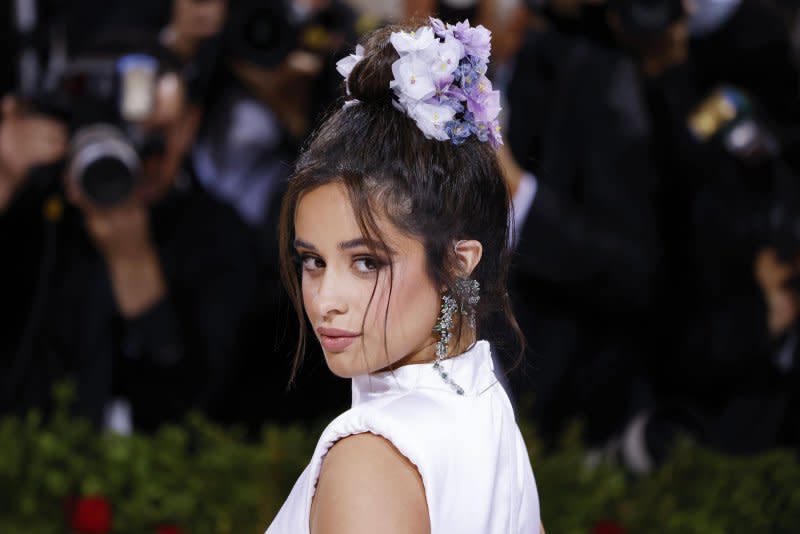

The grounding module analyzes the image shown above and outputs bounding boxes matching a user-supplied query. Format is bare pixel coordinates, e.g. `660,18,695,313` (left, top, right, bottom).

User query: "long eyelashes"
293,251,388,274
353,255,389,273
296,253,325,272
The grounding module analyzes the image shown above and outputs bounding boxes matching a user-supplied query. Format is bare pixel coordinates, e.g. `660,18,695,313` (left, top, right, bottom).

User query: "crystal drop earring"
432,292,465,395
453,277,480,328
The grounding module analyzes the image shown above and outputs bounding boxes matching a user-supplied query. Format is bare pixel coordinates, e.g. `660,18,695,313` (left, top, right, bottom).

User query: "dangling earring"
433,292,464,395
453,277,480,328
433,276,480,395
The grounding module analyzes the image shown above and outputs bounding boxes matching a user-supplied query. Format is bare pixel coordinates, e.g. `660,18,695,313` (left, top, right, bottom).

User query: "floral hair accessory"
336,44,365,97
390,18,502,147
335,18,503,147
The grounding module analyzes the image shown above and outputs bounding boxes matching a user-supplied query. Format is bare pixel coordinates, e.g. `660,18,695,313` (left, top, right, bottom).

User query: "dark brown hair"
278,23,524,381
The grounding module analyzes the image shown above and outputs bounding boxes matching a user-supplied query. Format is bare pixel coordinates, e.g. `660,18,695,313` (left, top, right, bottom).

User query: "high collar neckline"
351,340,498,405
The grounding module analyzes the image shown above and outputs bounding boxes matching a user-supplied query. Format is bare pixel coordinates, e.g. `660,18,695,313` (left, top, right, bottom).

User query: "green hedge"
1,382,798,533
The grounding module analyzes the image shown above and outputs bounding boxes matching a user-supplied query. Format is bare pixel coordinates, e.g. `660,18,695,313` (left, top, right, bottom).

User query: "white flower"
389,27,437,56
390,54,436,101
429,35,464,78
336,45,365,95
405,100,456,141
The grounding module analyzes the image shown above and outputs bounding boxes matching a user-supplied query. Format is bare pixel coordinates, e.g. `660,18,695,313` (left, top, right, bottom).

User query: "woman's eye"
301,255,324,272
354,257,382,273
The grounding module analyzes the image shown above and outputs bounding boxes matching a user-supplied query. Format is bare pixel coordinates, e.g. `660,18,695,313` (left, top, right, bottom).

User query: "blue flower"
455,62,478,88
469,120,491,143
445,119,472,144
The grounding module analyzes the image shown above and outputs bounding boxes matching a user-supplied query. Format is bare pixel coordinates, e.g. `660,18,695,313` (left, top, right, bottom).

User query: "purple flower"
429,17,449,39
487,119,503,147
464,74,492,100
467,89,501,123
465,75,501,123
383,17,501,149
436,82,465,101
433,74,455,92
431,92,465,113
452,20,491,63
445,120,472,144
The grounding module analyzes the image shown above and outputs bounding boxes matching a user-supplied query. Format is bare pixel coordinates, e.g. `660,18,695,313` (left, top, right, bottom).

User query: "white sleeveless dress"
264,340,540,533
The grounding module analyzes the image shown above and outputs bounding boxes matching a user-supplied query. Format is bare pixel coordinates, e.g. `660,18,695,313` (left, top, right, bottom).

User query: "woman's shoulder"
310,432,430,534
318,389,461,458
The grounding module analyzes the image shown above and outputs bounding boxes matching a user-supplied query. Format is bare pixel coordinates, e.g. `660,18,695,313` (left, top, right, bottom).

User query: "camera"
223,0,351,68
28,52,167,206
688,86,780,165
223,0,299,68
689,86,800,269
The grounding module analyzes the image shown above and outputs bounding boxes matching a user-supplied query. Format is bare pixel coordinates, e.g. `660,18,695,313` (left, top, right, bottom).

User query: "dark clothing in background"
642,0,800,453
506,29,660,447
2,0,168,94
0,172,259,431
1,3,16,95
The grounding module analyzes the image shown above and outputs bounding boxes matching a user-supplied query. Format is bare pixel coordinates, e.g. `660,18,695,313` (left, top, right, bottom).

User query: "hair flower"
451,20,491,64
389,27,438,57
407,101,457,141
337,17,503,147
390,17,501,147
390,55,437,101
336,44,365,95
429,35,464,86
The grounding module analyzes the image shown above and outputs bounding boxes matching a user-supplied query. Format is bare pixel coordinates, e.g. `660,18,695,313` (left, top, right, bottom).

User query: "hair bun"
346,27,401,105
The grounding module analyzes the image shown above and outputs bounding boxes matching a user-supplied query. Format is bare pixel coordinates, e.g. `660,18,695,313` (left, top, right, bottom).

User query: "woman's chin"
322,349,366,379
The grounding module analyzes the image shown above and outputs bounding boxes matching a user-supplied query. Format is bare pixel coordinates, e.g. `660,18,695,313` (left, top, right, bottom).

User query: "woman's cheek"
364,276,393,330
301,275,318,322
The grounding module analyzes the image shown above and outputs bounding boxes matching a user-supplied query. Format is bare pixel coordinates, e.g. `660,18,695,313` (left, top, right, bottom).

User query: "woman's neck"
377,329,477,372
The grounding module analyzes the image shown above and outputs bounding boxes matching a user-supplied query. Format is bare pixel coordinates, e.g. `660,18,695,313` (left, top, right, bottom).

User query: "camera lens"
225,0,298,68
81,157,136,206
68,124,140,206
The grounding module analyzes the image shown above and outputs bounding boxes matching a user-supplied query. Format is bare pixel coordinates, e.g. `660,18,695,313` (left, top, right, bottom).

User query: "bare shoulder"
310,432,430,534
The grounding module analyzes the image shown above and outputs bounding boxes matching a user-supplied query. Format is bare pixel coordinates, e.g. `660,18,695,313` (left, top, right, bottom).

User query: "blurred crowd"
1,0,799,471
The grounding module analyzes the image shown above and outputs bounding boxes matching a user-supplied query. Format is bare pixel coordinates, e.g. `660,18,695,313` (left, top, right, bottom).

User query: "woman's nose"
313,270,349,320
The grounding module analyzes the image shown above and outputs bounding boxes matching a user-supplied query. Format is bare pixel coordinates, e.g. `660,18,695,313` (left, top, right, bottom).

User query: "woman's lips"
317,328,361,352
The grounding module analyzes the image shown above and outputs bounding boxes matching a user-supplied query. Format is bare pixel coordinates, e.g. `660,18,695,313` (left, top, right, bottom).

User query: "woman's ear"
454,239,483,277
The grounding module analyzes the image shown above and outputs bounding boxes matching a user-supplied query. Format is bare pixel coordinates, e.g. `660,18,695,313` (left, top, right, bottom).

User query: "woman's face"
293,181,441,377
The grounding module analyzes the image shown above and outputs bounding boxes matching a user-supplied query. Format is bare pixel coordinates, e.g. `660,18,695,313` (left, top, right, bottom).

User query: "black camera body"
688,86,800,266
223,0,351,68
224,0,300,68
29,53,165,206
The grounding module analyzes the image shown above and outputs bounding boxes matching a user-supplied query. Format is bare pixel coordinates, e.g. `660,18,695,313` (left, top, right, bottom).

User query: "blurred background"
1,0,799,532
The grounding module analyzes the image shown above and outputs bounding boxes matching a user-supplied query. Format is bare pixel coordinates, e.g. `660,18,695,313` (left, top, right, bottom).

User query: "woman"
266,18,542,533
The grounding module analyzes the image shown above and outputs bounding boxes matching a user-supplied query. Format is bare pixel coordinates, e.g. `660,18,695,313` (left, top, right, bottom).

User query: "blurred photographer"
161,0,228,62
0,97,67,211
605,0,800,455
0,34,259,432
182,0,360,428
501,2,661,450
190,0,359,227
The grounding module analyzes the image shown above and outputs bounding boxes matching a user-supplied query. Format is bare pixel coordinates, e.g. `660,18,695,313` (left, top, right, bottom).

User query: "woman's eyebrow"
294,237,396,254
339,238,396,255
293,239,317,251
